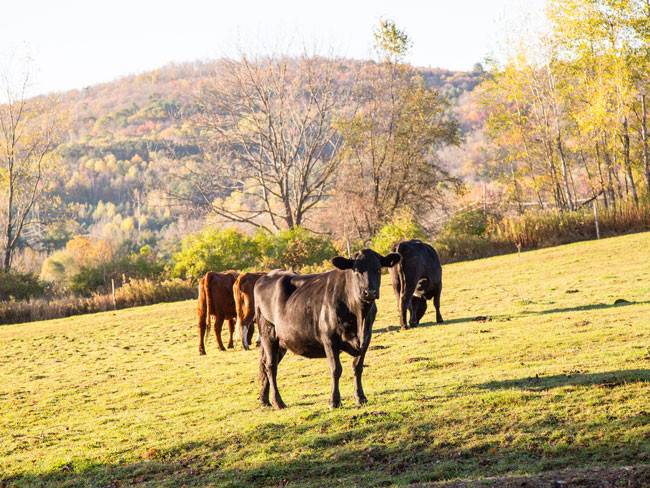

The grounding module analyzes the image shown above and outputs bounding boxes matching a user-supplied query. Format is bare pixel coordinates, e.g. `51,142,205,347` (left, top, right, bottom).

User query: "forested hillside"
42,60,483,258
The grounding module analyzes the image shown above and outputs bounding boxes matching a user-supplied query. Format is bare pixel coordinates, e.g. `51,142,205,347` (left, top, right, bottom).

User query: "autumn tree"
171,54,351,231
333,20,461,240
477,0,650,211
0,66,68,271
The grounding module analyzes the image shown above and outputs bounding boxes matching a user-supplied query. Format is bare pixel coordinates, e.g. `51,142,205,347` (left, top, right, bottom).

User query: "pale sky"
1,0,546,98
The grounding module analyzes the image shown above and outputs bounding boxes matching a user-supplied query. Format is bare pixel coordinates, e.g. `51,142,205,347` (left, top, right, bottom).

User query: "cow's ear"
332,256,354,270
380,253,401,268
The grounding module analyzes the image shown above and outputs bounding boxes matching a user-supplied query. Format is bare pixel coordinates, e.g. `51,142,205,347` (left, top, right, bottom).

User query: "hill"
2,231,648,487
22,60,482,259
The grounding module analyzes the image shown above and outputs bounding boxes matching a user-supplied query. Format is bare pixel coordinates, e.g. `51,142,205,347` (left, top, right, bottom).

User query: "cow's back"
255,269,337,355
234,272,265,318
390,239,441,290
205,270,239,319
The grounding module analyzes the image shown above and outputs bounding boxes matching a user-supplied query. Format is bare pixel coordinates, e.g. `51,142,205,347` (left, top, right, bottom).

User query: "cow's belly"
279,338,326,358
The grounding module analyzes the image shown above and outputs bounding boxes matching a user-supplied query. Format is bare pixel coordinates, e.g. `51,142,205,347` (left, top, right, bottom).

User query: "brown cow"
197,270,239,355
233,272,265,350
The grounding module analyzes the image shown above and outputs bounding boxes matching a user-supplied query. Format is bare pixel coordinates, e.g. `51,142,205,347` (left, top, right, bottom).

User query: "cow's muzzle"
361,289,379,302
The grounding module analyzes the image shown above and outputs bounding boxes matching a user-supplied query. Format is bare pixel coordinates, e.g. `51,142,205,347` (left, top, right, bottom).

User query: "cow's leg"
323,340,343,409
434,283,443,323
259,344,287,408
258,346,271,407
245,321,255,350
258,317,286,409
213,314,227,351
198,317,207,356
226,318,235,349
391,271,401,332
399,285,416,330
352,352,368,405
413,297,428,325
264,340,286,409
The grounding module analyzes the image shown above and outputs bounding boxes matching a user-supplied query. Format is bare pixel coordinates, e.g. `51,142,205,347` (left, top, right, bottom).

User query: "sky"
1,0,546,99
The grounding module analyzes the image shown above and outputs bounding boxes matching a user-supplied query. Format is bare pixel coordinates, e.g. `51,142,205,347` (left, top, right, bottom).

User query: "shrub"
254,227,337,271
67,245,166,296
442,208,487,237
371,212,426,255
298,259,337,274
0,270,47,301
40,251,74,284
171,228,259,279
119,245,165,280
70,266,106,296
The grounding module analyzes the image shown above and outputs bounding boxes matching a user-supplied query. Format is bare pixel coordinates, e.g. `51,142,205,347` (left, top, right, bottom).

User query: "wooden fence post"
111,279,117,310
593,201,600,240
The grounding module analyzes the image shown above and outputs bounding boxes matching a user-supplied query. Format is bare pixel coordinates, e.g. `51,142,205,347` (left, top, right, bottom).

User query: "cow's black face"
332,249,400,302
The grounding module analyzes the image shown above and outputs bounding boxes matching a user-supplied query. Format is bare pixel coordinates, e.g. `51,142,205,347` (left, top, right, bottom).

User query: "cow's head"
332,249,400,302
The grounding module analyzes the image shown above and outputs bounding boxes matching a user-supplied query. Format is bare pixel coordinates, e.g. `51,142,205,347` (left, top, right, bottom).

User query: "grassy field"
1,232,650,487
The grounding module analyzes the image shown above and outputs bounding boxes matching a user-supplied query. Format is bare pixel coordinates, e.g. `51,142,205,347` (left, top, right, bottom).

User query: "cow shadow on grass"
6,400,650,488
476,368,650,392
373,316,483,333
522,299,650,317
374,299,650,333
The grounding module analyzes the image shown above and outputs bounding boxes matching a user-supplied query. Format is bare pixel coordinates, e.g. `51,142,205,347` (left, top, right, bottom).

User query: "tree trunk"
602,137,617,208
511,165,523,215
556,134,574,211
621,117,638,205
2,235,11,272
545,140,564,209
3,165,14,272
642,95,650,193
580,149,597,197
595,142,609,209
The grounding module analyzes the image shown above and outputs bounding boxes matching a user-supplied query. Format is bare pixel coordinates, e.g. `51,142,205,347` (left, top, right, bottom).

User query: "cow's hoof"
199,350,206,356
355,396,368,406
218,346,226,352
329,400,342,410
437,317,444,324
273,400,287,410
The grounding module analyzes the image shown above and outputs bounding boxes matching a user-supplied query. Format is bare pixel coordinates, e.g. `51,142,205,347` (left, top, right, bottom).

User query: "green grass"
2,232,650,487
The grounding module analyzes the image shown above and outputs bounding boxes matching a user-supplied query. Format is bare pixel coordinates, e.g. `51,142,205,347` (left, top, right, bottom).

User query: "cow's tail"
233,275,247,347
202,273,213,344
395,242,407,296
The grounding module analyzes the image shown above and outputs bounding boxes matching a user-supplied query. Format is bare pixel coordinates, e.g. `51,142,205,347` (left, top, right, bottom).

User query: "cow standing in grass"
254,249,400,409
389,239,443,329
233,272,265,350
197,270,239,355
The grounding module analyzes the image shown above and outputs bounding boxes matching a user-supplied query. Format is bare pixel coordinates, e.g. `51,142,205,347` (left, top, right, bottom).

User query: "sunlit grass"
1,232,649,487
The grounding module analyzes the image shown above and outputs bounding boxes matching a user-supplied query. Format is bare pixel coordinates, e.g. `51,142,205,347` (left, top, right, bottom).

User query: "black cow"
389,239,443,329
254,249,400,409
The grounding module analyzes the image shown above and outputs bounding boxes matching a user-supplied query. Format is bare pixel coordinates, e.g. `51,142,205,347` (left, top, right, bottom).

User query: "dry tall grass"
0,278,195,325
437,199,650,263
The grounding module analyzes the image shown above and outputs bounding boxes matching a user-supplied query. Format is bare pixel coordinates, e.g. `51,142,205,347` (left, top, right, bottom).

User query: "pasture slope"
1,232,650,488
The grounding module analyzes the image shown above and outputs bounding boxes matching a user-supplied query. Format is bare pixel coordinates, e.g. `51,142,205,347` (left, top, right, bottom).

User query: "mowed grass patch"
1,232,649,487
